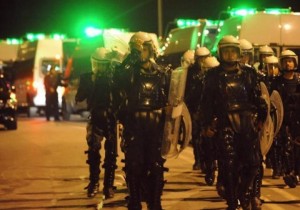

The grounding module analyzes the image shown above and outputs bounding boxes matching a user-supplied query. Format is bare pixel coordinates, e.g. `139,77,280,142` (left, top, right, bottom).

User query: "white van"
212,10,300,60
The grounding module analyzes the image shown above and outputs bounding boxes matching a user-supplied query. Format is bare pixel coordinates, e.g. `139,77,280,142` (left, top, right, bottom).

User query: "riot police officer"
180,50,195,68
198,55,220,186
201,35,267,210
254,45,274,73
114,31,170,210
239,39,254,66
239,38,268,208
185,47,210,171
261,55,283,180
75,47,123,198
277,49,300,188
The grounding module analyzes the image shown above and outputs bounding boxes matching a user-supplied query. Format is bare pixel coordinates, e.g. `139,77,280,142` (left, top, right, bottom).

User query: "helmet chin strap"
281,69,298,73
222,61,238,70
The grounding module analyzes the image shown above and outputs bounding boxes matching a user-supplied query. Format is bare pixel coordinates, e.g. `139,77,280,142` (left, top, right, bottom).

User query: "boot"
127,176,142,210
192,138,202,171
251,197,262,210
251,164,263,210
103,166,116,199
85,182,99,197
283,173,298,188
103,137,117,199
239,191,252,210
204,157,216,186
271,145,282,179
85,149,101,198
147,172,164,210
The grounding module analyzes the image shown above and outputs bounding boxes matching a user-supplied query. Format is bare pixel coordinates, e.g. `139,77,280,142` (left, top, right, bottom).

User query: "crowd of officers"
75,31,300,210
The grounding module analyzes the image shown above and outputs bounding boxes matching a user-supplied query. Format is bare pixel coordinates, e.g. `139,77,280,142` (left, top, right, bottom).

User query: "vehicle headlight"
0,99,4,109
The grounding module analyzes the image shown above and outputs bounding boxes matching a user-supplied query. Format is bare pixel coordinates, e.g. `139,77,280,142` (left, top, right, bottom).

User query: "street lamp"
158,0,163,37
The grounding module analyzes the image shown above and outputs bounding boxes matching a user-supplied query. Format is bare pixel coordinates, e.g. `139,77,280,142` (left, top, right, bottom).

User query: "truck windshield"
41,59,61,75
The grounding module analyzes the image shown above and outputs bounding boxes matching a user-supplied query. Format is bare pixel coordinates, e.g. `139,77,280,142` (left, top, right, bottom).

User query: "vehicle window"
41,59,60,75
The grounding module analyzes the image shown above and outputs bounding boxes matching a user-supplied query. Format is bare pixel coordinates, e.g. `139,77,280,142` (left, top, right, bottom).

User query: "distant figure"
185,46,211,171
44,66,61,121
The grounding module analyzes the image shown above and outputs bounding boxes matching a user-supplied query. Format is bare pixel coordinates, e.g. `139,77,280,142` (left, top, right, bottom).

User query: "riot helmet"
194,47,210,67
239,39,254,65
279,50,298,72
129,31,156,63
201,56,220,72
258,45,274,63
264,55,280,77
181,50,195,68
218,35,240,66
91,47,112,75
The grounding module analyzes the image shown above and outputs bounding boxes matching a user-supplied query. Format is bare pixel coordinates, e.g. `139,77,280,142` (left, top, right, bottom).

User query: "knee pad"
87,134,102,151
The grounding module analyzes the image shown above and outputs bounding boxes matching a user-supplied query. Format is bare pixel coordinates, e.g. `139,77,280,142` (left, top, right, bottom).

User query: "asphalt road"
0,116,299,210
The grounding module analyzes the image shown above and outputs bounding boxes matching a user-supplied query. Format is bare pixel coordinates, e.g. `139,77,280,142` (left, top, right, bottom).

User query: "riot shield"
270,90,284,136
161,67,192,159
259,82,274,156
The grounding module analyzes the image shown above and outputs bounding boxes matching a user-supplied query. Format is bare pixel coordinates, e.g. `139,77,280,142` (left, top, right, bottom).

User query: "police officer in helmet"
201,35,267,210
114,31,170,210
76,47,123,198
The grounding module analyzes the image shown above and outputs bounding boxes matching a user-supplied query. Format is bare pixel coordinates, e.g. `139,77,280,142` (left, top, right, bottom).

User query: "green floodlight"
85,26,103,37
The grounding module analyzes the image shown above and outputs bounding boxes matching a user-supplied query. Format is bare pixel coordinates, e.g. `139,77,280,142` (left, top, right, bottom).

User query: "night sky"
1,0,300,39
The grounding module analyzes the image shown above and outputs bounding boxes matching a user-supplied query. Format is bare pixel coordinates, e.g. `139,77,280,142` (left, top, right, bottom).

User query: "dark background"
1,0,300,38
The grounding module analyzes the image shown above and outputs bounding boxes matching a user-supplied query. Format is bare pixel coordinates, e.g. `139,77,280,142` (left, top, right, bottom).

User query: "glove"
257,96,268,123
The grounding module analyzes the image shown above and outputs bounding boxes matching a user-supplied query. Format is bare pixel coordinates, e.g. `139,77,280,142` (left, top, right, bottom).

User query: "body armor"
133,68,166,110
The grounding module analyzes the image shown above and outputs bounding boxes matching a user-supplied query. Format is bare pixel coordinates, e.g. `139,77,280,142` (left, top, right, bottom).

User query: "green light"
51,34,66,40
7,38,22,45
85,27,103,37
176,19,200,28
264,8,291,14
36,34,45,40
230,8,257,16
26,33,35,41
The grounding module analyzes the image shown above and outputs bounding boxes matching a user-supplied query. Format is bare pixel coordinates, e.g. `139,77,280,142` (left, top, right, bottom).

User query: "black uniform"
186,64,217,185
201,64,267,210
185,64,205,171
76,72,118,198
115,57,170,210
276,73,300,188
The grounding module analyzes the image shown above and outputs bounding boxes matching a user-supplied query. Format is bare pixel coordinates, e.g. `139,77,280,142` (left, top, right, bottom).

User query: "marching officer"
76,47,123,198
114,31,170,210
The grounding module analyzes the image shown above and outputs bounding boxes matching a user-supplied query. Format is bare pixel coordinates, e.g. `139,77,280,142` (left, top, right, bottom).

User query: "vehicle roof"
219,12,300,46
